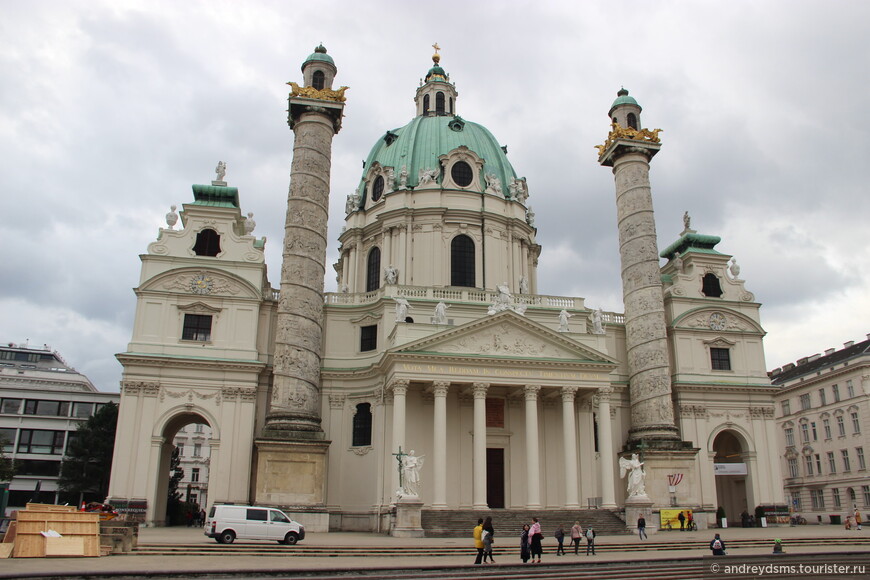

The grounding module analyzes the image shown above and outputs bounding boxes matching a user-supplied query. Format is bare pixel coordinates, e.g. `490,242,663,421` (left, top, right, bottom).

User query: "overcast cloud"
2,1,868,391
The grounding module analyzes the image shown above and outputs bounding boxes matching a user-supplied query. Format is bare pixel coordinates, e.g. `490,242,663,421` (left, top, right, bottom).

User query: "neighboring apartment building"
771,334,870,524
0,342,118,513
172,422,211,509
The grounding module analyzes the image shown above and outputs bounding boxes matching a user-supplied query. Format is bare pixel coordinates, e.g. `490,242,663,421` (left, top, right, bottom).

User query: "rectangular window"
815,453,822,474
246,508,268,521
842,449,851,472
182,314,212,342
847,380,855,398
828,451,837,473
863,486,870,507
852,412,861,434
23,400,70,417
176,443,184,456
804,455,814,476
837,416,846,437
710,348,731,371
800,423,810,443
811,422,818,441
818,388,827,406
0,427,16,452
811,489,825,510
195,424,204,433
191,468,200,483
787,457,799,478
833,384,840,402
360,325,377,352
785,427,795,447
17,429,66,454
193,443,201,457
824,419,832,439
857,447,866,470
72,402,94,418
1,398,22,414
781,400,791,415
833,487,842,508
17,459,61,476
791,492,802,511
800,393,811,410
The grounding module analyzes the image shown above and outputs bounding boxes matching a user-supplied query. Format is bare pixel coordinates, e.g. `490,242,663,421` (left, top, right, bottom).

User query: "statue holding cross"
393,446,408,495
392,446,425,498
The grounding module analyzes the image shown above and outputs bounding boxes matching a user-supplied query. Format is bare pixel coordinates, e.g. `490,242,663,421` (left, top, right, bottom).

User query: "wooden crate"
25,503,77,513
45,536,85,557
13,510,100,558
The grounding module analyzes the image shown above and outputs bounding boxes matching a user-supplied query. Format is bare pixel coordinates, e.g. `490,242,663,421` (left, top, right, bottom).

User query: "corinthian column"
561,386,580,508
524,384,541,509
432,381,449,508
597,386,617,509
472,382,488,509
390,379,409,495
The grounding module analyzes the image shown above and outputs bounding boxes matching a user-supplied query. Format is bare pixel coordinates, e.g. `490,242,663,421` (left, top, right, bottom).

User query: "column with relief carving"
597,386,617,508
525,384,542,509
432,381,450,508
561,386,580,508
391,379,409,495
472,382,489,509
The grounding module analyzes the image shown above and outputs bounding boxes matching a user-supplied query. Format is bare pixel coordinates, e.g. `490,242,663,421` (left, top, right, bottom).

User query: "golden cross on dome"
431,42,441,64
432,42,440,53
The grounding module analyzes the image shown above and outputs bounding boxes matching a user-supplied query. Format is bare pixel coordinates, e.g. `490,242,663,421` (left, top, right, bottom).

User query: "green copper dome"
609,88,641,115
359,115,517,202
302,44,334,71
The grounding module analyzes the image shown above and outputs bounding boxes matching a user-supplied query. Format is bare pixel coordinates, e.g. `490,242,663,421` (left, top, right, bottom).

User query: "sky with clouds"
2,1,868,392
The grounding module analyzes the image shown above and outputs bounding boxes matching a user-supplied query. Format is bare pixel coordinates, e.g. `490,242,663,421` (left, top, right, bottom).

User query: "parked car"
204,505,305,545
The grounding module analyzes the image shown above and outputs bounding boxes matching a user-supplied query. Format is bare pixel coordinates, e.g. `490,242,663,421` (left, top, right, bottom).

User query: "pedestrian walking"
555,526,565,555
585,526,596,555
482,516,495,563
678,511,686,531
529,517,543,563
637,515,648,540
473,518,484,564
710,533,726,555
570,520,583,554
855,507,863,530
520,524,531,563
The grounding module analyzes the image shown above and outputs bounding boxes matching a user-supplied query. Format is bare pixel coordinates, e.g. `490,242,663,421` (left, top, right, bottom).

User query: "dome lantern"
608,87,642,129
414,44,458,118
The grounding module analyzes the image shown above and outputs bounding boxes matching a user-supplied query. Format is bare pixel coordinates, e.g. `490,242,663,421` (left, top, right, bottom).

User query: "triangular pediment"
392,310,616,365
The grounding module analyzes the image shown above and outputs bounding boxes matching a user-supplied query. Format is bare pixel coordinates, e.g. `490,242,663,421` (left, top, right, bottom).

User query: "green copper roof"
359,115,517,202
660,232,723,259
191,184,240,208
609,88,641,116
302,44,334,71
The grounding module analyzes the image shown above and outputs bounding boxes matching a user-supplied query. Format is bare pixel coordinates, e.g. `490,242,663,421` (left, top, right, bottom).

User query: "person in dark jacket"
710,533,726,555
637,515,648,540
520,524,531,563
482,516,495,563
554,526,565,555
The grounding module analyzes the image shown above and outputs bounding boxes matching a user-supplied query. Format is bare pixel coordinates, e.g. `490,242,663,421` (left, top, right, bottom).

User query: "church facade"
107,46,785,531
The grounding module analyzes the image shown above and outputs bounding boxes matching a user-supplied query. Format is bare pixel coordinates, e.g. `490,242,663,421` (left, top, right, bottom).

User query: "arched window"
423,94,430,114
451,235,475,287
449,97,454,114
627,113,638,129
352,403,372,446
436,92,445,115
702,273,723,297
312,70,325,91
366,247,381,292
193,229,221,257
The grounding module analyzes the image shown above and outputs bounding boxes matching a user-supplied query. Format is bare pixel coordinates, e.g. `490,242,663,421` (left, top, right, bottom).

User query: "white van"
204,505,305,545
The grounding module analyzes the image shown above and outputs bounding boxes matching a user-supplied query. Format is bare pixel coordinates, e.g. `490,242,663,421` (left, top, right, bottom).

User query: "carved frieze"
428,323,565,358
122,381,160,396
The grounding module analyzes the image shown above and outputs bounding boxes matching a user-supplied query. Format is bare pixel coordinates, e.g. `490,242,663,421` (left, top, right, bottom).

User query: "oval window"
372,175,384,201
451,161,473,187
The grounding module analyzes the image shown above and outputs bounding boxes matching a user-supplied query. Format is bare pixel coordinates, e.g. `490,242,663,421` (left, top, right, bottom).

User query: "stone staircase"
421,508,626,537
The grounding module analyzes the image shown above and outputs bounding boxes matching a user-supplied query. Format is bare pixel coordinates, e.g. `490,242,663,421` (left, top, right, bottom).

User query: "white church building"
107,46,785,532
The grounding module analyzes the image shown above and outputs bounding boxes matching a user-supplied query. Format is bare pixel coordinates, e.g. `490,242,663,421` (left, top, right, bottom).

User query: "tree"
166,446,185,525
0,435,16,482
58,401,118,499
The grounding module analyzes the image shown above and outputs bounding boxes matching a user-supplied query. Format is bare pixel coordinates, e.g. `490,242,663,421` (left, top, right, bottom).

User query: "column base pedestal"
253,437,331,532
391,497,424,538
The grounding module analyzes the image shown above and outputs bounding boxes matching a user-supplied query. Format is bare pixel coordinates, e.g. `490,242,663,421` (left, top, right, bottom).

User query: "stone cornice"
116,352,265,372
